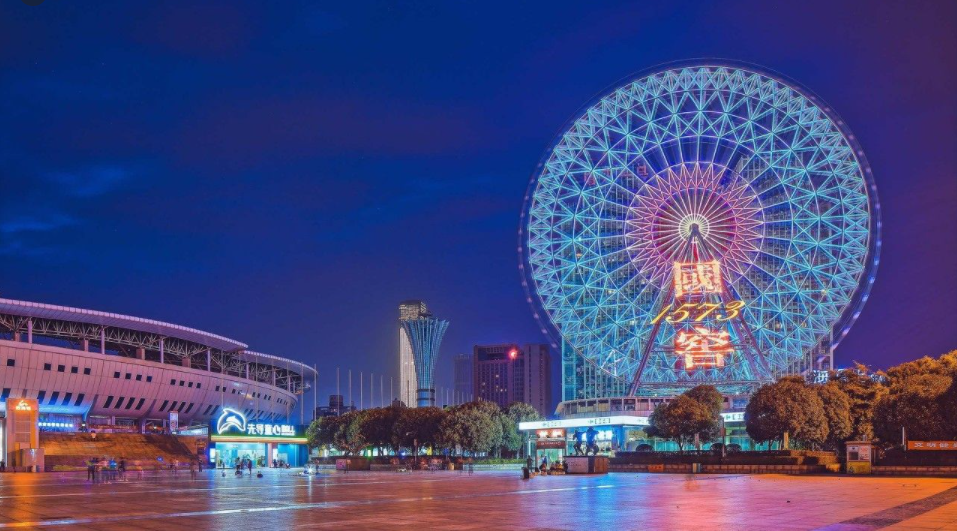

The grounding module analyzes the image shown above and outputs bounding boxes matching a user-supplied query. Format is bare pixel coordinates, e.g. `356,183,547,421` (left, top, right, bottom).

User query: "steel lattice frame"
520,63,880,394
0,314,309,394
401,317,449,405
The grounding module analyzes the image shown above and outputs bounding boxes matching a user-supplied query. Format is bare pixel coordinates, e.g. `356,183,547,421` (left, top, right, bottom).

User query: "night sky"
1,1,955,411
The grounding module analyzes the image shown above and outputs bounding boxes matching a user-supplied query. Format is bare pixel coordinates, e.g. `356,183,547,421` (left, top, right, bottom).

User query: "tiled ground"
0,469,955,530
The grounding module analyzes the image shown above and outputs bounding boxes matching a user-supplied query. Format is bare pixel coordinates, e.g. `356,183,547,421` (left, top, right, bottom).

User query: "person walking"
247,458,253,476
87,457,96,482
0,459,6,473
189,460,197,480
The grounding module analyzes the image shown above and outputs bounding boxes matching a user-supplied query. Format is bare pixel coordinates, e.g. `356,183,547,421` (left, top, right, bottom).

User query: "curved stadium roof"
0,298,315,377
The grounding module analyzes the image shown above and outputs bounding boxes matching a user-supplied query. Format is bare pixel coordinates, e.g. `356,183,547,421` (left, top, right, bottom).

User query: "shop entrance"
212,442,266,468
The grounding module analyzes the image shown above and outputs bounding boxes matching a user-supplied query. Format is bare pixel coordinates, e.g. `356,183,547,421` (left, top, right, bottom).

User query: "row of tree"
747,351,957,449
305,400,543,457
648,350,957,451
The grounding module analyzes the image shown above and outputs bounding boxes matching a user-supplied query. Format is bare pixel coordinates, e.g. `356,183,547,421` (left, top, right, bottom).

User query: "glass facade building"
398,300,428,407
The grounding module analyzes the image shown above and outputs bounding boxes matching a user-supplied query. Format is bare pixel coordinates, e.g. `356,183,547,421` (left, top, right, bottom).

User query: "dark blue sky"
1,1,955,407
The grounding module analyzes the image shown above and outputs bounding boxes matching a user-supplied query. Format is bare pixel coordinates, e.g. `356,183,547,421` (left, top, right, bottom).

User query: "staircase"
40,432,203,471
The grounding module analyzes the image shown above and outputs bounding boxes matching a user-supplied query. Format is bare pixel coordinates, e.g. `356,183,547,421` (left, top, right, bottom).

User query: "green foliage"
439,400,504,455
883,351,957,385
745,377,828,449
816,382,853,451
393,406,446,451
306,415,342,450
360,406,403,453
684,385,724,417
333,410,368,455
647,394,718,452
829,363,887,441
504,402,543,457
873,373,953,443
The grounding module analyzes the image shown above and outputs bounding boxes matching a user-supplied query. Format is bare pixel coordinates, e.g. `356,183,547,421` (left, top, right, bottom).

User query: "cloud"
0,213,75,235
44,166,129,197
0,213,76,258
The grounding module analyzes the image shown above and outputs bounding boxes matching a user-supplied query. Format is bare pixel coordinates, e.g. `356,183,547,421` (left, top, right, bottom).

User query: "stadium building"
0,298,315,470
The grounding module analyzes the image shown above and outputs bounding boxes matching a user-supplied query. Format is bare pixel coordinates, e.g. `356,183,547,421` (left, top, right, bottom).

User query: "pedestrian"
118,458,126,479
87,457,96,482
0,459,5,473
189,460,197,480
247,458,253,476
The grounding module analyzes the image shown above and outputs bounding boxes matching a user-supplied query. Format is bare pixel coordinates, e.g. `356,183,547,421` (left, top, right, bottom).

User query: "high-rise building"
313,394,355,419
398,300,428,406
473,344,551,417
561,341,627,402
402,316,450,407
453,353,473,403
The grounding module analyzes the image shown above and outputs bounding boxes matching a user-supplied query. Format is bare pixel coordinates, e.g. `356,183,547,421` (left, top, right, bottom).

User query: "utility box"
566,456,608,474
846,441,873,475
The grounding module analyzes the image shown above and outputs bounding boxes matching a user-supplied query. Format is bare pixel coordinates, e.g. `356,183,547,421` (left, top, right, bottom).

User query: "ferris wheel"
520,62,880,395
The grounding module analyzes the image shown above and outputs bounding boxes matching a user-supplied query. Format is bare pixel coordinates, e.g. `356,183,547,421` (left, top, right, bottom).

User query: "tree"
439,401,503,455
307,415,343,450
505,402,543,458
333,410,369,455
685,385,724,417
361,406,403,455
745,377,828,449
829,363,888,441
816,382,853,451
883,351,957,385
873,373,953,444
393,406,446,454
647,395,717,452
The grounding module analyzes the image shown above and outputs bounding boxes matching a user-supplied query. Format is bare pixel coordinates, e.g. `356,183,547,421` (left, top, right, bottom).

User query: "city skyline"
1,1,955,410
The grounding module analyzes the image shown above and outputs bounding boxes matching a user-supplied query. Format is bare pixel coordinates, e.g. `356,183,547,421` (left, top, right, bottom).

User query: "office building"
473,343,551,416
398,300,428,406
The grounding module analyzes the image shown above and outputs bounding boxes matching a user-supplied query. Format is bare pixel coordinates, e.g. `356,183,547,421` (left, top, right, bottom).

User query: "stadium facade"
0,298,315,468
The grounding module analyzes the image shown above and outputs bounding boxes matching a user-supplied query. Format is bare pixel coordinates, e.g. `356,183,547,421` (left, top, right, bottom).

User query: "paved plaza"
0,470,955,530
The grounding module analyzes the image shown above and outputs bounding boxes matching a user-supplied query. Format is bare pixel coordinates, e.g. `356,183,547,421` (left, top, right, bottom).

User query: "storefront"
208,408,309,468
519,412,752,457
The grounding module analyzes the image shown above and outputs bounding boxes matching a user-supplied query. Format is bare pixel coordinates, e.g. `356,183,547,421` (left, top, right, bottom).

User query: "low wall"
611,463,831,474
873,466,957,477
612,450,838,466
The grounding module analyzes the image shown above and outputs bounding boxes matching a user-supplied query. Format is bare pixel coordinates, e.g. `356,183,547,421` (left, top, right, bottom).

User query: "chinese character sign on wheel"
674,261,723,299
675,326,733,369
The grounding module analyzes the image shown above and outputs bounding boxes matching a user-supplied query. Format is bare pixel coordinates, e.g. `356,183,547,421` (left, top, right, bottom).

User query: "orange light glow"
673,261,723,299
675,326,732,369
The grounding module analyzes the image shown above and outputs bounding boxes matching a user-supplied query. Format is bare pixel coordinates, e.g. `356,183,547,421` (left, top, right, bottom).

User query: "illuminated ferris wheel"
520,62,880,395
